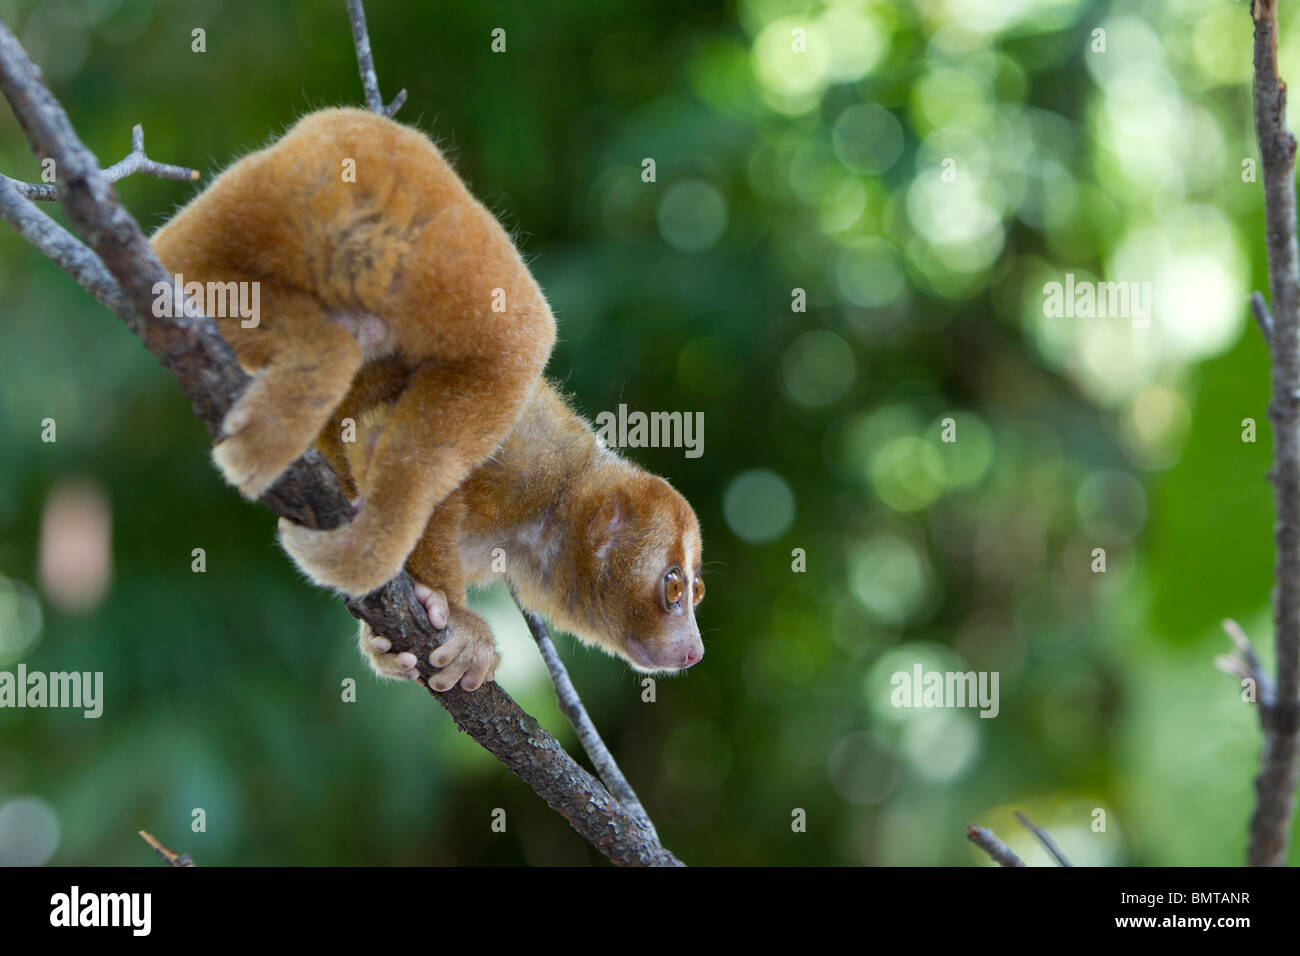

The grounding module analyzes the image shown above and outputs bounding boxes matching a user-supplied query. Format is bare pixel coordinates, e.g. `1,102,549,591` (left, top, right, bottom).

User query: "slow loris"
150,107,705,690
335,378,705,691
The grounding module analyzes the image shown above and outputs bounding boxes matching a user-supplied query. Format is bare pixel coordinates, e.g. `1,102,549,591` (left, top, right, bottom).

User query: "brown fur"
150,108,704,690
343,381,705,688
151,107,556,597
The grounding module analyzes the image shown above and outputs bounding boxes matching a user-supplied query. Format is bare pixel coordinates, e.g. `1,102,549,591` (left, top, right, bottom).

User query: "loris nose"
669,638,703,669
637,633,703,670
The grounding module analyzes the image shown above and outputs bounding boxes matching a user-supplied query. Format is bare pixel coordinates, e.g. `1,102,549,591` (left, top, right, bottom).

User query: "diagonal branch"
0,16,678,867
966,825,1026,867
1246,0,1300,868
1013,811,1072,867
512,590,659,840
3,122,197,201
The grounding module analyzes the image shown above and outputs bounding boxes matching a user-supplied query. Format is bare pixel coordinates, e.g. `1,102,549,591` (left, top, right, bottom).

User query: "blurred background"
0,0,1289,865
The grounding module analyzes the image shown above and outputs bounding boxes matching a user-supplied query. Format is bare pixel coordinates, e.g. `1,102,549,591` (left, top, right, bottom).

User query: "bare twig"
0,177,136,322
2,123,197,201
1247,0,1300,867
138,830,194,867
346,0,405,117
1013,811,1072,867
0,16,678,867
1219,619,1273,704
966,824,1026,867
1253,290,1275,342
511,590,659,840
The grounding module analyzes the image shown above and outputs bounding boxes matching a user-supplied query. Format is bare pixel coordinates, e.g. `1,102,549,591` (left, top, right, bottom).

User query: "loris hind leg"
212,279,364,499
360,499,501,692
280,356,540,596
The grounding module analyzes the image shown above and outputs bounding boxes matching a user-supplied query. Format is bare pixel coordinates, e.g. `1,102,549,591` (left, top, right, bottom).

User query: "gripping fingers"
414,582,449,630
357,621,421,682
426,614,500,693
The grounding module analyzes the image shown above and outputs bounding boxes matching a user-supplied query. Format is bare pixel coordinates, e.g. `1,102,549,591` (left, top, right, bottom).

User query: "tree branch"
1253,290,1275,342
512,590,659,840
966,825,1026,867
1013,811,1072,867
0,15,679,867
346,0,405,117
2,122,197,201
0,176,136,322
1247,0,1300,867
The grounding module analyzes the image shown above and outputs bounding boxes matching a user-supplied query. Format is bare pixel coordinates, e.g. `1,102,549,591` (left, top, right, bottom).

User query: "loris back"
151,108,556,598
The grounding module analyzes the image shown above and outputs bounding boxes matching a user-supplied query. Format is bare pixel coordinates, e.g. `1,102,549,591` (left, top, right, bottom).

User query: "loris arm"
343,405,501,692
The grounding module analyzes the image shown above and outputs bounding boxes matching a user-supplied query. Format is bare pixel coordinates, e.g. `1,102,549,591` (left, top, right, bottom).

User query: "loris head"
559,470,705,673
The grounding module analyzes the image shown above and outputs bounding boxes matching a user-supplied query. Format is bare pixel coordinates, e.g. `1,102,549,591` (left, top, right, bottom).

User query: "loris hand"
357,581,501,692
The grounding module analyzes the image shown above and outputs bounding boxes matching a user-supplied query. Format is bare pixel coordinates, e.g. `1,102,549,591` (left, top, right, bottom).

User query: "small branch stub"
966,824,1027,868
138,830,194,867
3,123,197,201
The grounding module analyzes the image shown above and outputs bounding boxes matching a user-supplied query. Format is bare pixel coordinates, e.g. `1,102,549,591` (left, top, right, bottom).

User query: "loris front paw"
356,584,448,682
355,583,500,692
278,514,413,596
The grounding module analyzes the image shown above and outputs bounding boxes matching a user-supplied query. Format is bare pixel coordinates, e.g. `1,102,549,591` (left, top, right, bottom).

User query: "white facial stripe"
684,538,699,580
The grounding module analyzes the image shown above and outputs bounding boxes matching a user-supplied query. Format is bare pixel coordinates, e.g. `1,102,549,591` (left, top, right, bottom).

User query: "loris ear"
586,490,628,560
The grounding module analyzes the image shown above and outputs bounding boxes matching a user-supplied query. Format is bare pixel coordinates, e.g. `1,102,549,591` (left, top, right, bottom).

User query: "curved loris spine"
335,380,706,692
150,108,556,596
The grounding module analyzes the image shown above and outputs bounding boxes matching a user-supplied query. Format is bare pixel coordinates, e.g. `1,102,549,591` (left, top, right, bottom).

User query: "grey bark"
1247,0,1300,868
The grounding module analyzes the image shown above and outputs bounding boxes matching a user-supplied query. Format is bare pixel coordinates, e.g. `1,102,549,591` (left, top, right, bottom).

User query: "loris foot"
355,583,497,691
358,620,421,681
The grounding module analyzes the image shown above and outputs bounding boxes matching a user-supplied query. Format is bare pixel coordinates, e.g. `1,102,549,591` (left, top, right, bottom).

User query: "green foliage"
0,0,1289,865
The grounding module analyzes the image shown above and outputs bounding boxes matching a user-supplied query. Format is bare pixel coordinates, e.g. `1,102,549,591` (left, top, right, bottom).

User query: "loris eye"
692,577,705,606
663,569,684,607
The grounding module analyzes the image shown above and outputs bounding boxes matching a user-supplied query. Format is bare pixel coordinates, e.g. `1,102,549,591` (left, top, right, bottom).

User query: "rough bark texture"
1249,0,1300,867
0,17,679,867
